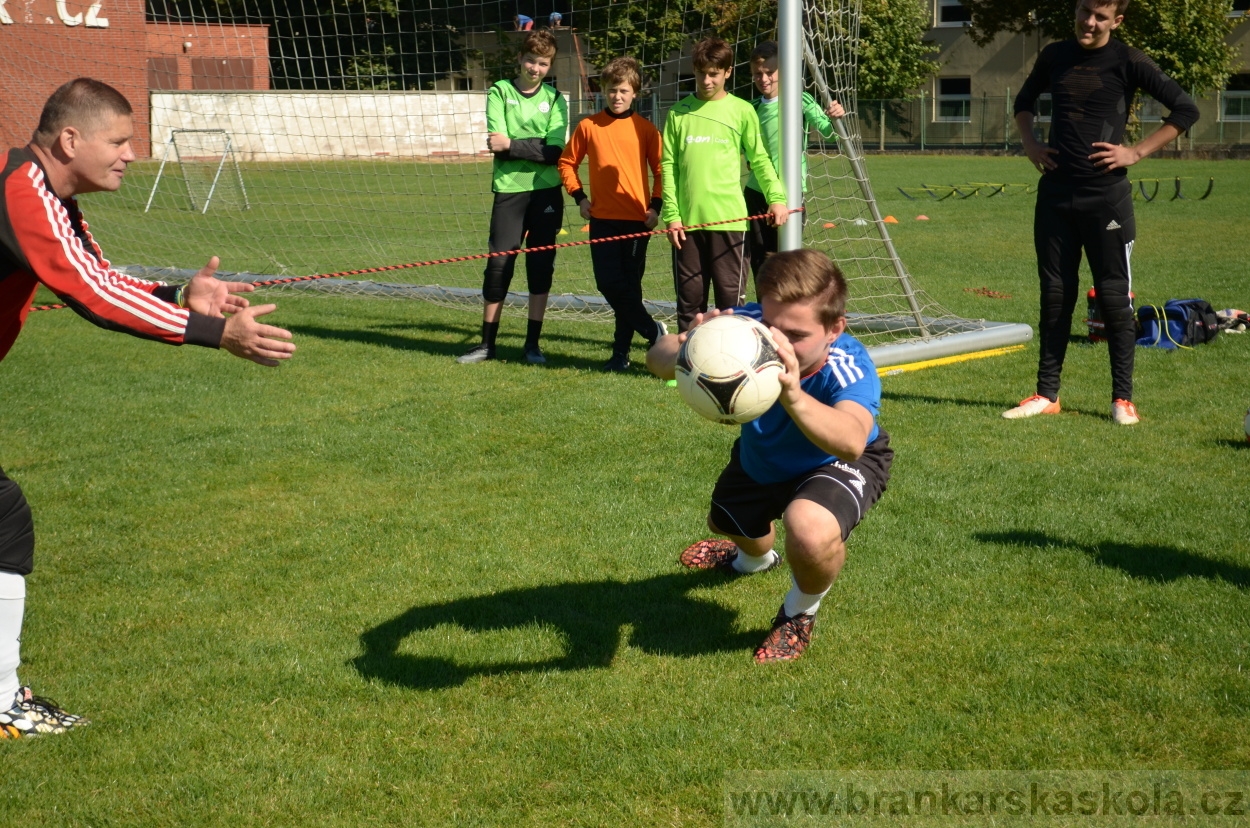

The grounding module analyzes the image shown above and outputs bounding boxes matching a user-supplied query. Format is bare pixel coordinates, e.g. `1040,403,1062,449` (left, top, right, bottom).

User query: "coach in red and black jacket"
0,144,228,357
0,78,295,736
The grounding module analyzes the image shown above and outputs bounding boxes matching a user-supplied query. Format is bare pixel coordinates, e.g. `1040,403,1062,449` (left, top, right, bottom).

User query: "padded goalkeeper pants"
1034,175,1137,403
482,187,564,303
671,230,749,333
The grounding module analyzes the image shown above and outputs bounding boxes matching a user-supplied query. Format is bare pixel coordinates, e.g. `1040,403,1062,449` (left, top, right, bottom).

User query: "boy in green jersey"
458,29,568,365
661,37,789,333
745,41,845,279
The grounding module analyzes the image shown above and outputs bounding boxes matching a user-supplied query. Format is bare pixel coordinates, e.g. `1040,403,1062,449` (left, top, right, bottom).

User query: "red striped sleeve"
8,160,191,344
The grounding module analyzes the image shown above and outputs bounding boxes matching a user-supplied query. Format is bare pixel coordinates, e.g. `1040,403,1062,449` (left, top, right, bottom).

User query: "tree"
700,0,938,100
855,0,939,99
959,0,1242,94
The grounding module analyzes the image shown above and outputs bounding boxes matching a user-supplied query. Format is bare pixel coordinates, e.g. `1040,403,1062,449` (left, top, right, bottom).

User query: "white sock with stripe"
783,575,830,618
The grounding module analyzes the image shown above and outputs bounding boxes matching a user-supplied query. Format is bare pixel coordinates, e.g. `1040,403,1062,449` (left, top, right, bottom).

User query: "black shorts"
0,465,34,576
709,431,892,542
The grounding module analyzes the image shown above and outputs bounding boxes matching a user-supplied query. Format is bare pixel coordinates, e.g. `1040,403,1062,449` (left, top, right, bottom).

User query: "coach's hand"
667,220,686,250
767,203,790,226
579,200,593,221
186,256,253,317
221,304,296,367
644,208,659,230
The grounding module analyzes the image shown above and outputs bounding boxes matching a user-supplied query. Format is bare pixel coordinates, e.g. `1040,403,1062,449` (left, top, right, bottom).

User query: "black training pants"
589,218,660,355
672,229,749,333
1034,175,1137,402
482,187,565,303
0,466,34,576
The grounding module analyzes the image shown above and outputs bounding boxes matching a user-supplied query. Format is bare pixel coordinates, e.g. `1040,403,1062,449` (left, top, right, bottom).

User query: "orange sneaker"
1112,399,1140,425
1002,394,1061,419
754,607,816,663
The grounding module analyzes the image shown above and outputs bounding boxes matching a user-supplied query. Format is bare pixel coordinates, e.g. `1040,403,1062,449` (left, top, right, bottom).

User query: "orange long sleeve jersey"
557,110,662,222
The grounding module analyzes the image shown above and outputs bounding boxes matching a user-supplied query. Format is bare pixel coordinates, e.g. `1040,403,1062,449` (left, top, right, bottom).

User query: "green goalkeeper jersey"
660,93,786,231
487,79,569,193
745,92,837,194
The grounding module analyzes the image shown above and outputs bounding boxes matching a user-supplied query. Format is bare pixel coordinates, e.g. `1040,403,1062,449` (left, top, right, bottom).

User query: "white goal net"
27,0,1029,361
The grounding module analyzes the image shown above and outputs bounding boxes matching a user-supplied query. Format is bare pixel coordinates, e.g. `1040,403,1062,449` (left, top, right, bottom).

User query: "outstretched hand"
221,304,296,367
185,256,254,317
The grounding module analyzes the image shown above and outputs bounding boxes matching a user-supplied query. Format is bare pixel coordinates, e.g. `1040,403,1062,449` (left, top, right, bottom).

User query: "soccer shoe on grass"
679,539,779,575
1002,394,1061,419
603,354,631,372
456,343,495,364
1112,399,1140,425
0,687,88,737
754,607,816,663
523,345,547,365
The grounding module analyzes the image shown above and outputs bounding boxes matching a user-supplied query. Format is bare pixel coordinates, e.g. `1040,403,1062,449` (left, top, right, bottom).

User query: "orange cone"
883,215,899,224
823,222,836,229
916,215,930,221
580,224,590,232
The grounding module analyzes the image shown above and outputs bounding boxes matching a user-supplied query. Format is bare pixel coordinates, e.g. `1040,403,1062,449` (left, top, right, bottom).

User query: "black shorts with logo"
709,431,892,542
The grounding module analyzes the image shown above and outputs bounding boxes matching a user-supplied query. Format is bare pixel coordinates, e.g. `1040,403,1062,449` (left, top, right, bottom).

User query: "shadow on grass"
881,391,1105,419
353,571,764,689
976,530,1250,588
1216,438,1249,450
288,323,464,357
288,321,642,372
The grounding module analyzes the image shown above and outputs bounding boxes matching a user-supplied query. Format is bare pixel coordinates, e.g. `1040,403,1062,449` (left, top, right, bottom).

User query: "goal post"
145,129,249,215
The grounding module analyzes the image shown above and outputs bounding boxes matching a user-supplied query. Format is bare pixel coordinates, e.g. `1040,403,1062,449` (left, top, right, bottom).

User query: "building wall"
150,90,528,160
923,3,1250,104
146,23,270,92
0,0,149,152
0,0,270,155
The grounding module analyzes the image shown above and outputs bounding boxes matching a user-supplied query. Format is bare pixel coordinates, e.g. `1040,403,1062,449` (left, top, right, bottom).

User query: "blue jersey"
735,304,881,484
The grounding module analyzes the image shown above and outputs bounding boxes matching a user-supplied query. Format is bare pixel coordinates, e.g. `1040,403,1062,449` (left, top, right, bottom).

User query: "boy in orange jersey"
558,56,666,371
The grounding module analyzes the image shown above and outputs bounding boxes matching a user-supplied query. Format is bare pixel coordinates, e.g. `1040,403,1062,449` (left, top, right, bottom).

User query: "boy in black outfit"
1005,0,1199,425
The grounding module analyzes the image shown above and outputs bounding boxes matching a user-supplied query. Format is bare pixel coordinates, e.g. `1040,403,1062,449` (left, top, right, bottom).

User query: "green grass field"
3,156,1248,826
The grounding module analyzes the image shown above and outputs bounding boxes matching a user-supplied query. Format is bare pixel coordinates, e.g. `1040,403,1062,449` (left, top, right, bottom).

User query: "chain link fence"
852,92,1250,151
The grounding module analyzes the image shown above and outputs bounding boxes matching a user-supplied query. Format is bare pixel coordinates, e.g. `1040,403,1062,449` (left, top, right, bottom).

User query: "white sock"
0,572,25,708
732,547,778,573
783,575,830,618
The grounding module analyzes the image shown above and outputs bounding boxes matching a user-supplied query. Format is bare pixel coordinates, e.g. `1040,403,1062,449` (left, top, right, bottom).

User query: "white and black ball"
676,315,784,424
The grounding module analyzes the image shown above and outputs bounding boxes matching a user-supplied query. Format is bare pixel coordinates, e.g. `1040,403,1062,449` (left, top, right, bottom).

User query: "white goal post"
145,129,250,215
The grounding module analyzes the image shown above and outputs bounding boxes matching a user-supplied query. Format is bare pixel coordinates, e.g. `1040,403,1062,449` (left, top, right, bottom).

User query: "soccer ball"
676,315,784,424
